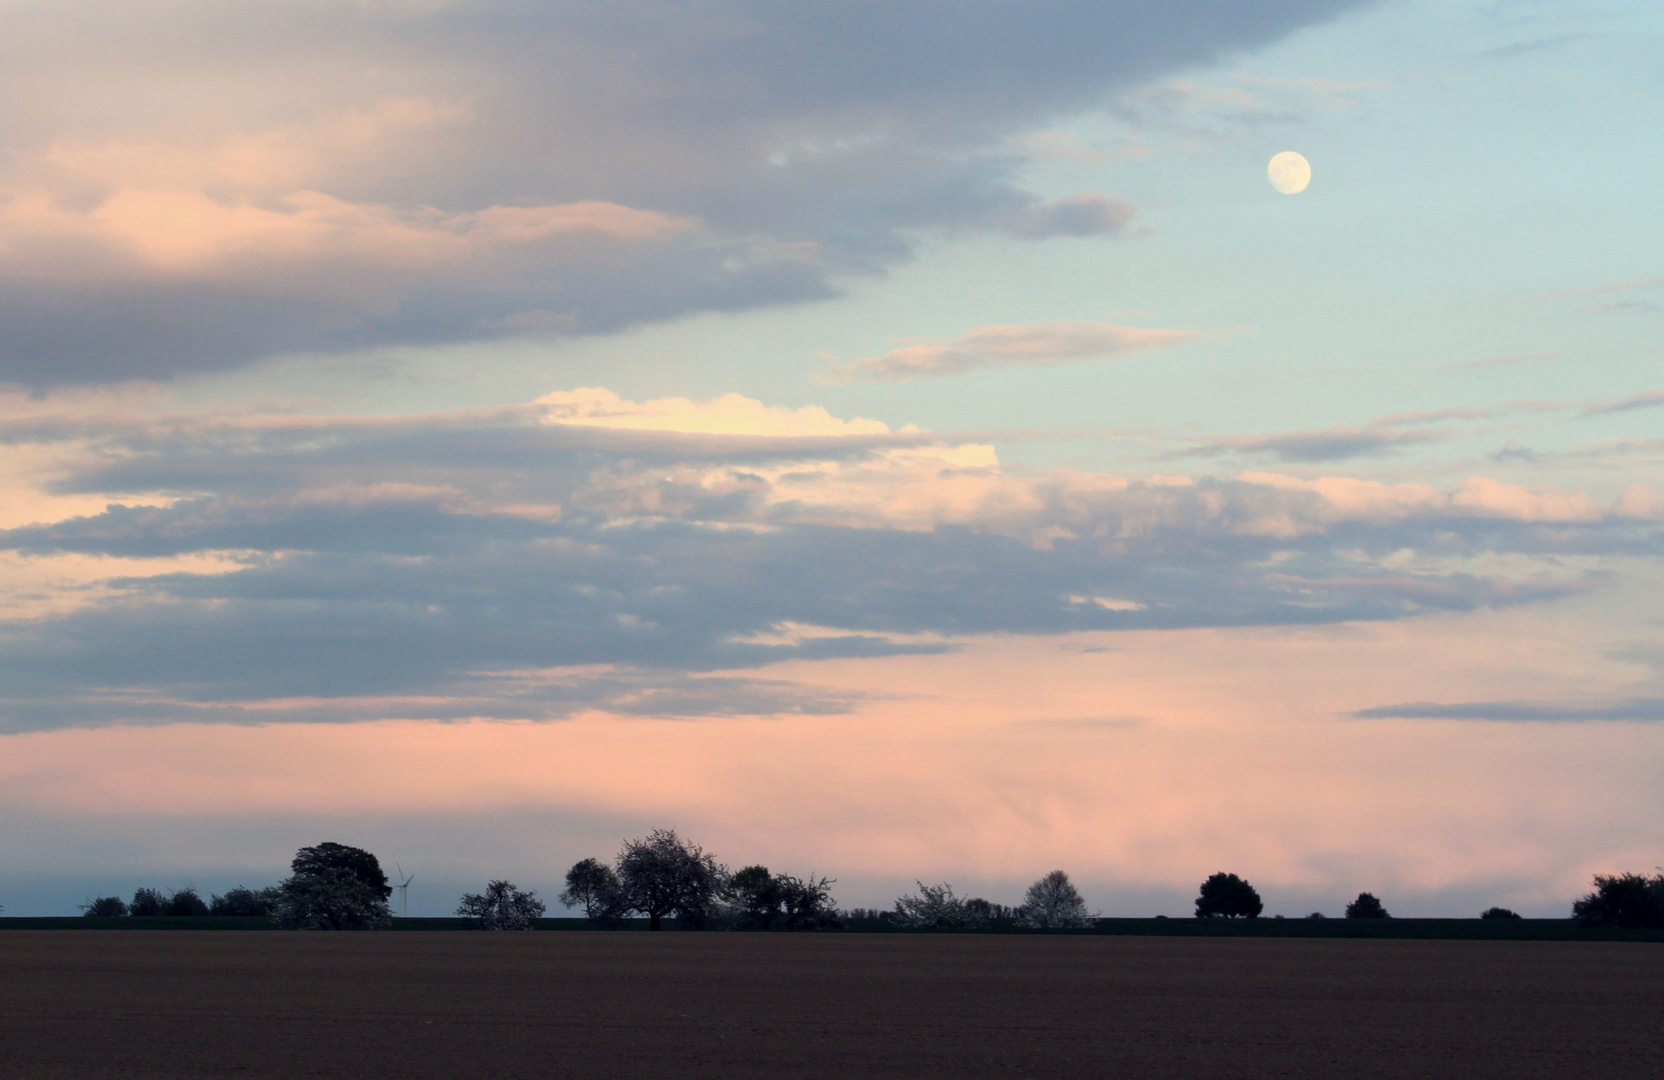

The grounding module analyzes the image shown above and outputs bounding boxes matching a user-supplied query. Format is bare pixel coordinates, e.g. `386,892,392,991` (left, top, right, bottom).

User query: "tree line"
72,831,1664,931
82,843,394,929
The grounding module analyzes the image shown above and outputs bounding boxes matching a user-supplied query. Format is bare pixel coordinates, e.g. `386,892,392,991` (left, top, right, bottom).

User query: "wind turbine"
394,864,414,918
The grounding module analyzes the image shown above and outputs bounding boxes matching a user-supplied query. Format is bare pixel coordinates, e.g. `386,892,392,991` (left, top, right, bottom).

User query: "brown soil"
2,932,1660,1079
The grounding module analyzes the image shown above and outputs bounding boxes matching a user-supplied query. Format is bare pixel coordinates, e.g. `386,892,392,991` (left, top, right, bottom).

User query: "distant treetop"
1195,873,1262,919
274,841,393,930
457,880,546,930
1018,870,1093,929
290,842,392,902
1572,873,1664,929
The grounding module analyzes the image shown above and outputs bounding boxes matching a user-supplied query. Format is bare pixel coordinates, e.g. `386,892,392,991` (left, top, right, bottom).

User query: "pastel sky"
1,0,1661,917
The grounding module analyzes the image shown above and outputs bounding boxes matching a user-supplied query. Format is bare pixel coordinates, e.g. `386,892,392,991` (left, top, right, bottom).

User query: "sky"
1,0,1661,918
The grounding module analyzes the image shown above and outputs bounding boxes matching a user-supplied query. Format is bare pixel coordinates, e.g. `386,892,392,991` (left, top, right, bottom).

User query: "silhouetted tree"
775,873,841,930
210,886,281,916
559,857,622,921
1480,906,1522,920
614,829,726,931
1017,870,1093,929
727,865,783,929
1345,892,1390,919
163,887,210,916
81,896,129,917
1194,873,1262,919
273,842,392,930
727,868,840,930
289,842,392,902
893,882,985,929
129,888,167,916
964,897,1015,921
1571,872,1664,929
457,880,546,930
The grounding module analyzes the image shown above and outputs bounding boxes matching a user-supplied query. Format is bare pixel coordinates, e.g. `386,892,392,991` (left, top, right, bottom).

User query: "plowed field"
2,932,1660,1079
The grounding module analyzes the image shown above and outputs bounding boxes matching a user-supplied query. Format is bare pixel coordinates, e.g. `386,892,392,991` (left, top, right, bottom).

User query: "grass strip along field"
5,914,1664,940
1,932,1660,1079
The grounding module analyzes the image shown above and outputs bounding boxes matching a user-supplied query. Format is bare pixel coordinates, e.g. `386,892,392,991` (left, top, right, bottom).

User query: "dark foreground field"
2,933,1660,1080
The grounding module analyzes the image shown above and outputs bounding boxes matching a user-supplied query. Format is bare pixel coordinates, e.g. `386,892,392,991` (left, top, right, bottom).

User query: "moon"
1267,151,1311,194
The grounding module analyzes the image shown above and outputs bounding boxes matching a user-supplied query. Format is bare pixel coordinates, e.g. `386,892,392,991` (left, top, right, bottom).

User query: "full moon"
1268,151,1311,194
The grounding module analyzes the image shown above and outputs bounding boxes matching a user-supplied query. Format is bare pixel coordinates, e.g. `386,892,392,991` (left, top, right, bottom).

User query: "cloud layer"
0,387,1657,731
0,0,1363,383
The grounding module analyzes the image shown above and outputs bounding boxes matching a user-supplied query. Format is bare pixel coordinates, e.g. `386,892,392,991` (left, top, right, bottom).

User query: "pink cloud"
0,188,689,290
817,321,1201,384
0,607,1656,911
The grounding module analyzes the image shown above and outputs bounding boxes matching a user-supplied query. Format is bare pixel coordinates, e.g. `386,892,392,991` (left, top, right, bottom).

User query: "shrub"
81,896,129,917
1345,892,1390,919
163,887,210,916
964,897,1014,922
1306,912,1326,920
1571,872,1664,929
129,888,167,916
839,908,890,922
1480,906,1522,920
1194,873,1262,919
210,886,281,916
457,880,547,930
1017,870,1094,929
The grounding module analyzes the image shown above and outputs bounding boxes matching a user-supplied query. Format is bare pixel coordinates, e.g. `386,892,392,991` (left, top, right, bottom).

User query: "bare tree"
615,829,726,931
892,882,983,930
457,880,547,930
1017,870,1094,929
